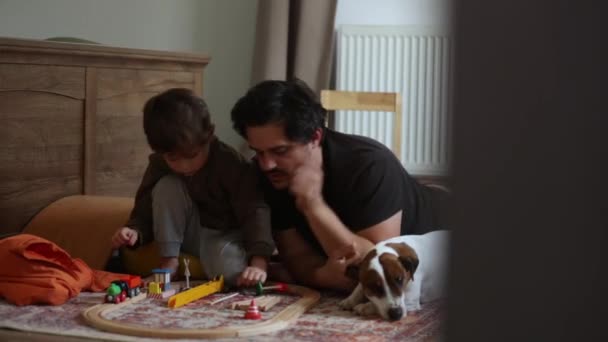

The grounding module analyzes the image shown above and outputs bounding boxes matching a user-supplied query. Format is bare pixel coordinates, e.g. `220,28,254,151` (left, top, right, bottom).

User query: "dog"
338,230,450,321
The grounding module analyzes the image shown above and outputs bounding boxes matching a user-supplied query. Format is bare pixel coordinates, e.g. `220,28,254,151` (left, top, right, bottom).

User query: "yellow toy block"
167,275,224,309
148,282,161,294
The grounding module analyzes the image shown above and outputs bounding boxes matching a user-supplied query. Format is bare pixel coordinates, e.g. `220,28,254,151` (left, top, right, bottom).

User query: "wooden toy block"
209,292,238,305
231,295,281,312
148,288,176,299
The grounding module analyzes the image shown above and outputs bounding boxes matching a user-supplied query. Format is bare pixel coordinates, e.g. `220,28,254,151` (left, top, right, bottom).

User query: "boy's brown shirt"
126,137,274,258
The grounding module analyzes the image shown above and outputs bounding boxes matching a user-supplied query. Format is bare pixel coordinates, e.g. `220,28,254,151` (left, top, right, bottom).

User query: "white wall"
0,0,257,149
336,0,451,27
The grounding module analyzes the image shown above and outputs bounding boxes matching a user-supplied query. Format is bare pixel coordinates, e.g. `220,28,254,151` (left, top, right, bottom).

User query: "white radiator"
334,25,452,176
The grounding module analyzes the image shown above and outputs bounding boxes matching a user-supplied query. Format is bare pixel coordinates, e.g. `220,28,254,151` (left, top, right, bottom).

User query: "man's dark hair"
143,88,214,153
230,79,326,143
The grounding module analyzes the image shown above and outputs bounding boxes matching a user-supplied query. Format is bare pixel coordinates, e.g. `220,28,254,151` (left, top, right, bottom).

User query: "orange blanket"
0,234,131,306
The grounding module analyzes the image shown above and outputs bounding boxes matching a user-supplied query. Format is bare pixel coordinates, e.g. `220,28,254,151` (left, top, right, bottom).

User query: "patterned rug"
0,289,444,341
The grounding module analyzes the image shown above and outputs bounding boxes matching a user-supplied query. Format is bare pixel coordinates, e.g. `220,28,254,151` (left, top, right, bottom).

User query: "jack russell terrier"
339,230,450,321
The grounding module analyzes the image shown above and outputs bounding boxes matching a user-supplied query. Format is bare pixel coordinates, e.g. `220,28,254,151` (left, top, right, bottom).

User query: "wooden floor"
0,329,98,342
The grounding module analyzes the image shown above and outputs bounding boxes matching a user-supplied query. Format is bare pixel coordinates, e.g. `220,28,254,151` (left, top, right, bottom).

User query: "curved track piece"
82,284,320,339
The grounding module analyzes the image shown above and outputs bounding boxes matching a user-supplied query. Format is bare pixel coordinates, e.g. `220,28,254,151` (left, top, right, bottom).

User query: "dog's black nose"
387,307,403,321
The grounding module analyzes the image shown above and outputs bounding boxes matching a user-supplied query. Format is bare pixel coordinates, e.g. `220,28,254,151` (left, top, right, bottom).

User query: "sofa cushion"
121,242,205,279
22,195,206,278
22,195,134,270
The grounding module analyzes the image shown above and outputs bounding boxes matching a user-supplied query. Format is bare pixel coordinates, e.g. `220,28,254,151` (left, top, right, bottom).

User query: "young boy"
111,88,274,287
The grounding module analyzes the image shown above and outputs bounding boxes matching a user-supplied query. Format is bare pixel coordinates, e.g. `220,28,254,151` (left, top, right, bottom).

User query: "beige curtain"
252,0,337,93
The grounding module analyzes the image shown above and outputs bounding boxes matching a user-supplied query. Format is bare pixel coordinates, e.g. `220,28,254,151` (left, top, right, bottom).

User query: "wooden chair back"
320,90,402,159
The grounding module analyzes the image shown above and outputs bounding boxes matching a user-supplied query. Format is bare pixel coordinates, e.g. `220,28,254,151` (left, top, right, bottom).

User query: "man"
231,79,447,290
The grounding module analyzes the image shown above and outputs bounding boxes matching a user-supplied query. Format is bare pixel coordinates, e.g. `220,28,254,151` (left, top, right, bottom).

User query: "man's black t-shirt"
261,129,440,256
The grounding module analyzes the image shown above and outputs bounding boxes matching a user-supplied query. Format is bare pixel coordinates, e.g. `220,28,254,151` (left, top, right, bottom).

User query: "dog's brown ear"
399,255,419,281
345,264,360,280
386,242,419,281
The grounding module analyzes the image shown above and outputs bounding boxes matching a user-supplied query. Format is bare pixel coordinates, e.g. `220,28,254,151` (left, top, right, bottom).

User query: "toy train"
105,275,142,304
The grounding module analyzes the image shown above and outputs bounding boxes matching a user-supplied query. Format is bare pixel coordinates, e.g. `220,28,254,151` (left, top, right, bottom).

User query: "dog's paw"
353,302,378,316
338,297,357,310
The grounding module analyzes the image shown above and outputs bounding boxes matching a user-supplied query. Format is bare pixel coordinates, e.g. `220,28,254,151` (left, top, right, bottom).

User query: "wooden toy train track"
81,283,320,339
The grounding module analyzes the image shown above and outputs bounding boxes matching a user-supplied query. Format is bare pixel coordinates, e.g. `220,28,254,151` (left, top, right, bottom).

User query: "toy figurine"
244,299,262,319
255,282,288,296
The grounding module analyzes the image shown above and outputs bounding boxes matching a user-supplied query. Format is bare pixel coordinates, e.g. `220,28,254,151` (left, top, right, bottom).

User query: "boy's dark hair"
143,88,214,153
230,79,326,143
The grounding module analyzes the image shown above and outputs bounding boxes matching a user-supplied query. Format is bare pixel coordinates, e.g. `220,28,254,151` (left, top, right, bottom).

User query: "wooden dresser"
0,37,210,235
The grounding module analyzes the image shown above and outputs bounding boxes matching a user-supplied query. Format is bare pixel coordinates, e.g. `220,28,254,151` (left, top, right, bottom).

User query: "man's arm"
275,228,357,290
301,200,402,259
289,141,405,261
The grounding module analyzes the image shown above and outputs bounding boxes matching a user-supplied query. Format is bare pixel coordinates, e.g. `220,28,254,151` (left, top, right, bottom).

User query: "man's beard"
265,169,289,188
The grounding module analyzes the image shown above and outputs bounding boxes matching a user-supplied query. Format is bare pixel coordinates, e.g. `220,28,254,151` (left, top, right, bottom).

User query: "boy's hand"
111,227,138,249
237,266,267,287
237,255,268,287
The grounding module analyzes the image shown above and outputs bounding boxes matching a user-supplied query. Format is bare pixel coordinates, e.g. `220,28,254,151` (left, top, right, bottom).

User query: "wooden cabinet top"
0,36,210,70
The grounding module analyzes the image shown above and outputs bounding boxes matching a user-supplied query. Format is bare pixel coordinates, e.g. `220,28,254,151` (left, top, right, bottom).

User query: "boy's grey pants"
151,175,247,286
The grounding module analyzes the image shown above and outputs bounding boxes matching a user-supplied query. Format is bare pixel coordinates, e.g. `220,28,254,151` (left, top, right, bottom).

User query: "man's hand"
316,246,360,288
237,266,268,287
289,148,324,211
330,241,362,263
111,227,138,249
